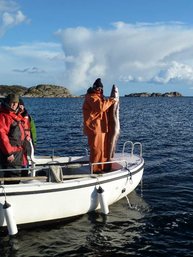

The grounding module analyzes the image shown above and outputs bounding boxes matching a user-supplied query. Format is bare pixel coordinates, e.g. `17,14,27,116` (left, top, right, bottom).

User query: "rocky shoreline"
0,84,72,98
125,92,182,97
0,85,183,98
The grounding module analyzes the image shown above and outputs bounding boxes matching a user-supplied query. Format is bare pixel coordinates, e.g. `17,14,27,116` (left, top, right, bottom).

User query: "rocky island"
0,84,72,98
125,92,182,97
0,85,183,98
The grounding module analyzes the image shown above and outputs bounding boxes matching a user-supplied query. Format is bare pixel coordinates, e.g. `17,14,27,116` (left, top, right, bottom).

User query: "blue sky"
1,0,193,96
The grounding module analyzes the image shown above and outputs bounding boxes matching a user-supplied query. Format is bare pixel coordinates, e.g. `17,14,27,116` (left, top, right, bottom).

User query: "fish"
106,84,120,161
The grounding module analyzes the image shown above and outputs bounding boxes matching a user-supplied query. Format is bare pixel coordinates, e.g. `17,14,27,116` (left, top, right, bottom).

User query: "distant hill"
0,85,27,96
125,92,182,97
0,84,73,98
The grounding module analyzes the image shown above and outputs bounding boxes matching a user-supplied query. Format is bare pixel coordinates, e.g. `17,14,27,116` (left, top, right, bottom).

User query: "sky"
1,0,193,96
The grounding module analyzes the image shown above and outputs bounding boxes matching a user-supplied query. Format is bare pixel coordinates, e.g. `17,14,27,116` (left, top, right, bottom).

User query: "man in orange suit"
83,78,116,173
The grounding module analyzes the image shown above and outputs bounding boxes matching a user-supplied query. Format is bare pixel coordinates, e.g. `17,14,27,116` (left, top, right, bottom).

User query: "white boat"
0,141,144,235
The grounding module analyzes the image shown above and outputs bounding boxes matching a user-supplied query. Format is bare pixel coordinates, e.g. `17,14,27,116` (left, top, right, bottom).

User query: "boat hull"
0,153,144,229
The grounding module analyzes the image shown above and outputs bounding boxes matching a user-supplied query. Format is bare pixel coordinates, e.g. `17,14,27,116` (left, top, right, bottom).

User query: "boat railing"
0,163,92,184
0,158,129,183
34,147,89,160
122,141,142,157
0,142,143,183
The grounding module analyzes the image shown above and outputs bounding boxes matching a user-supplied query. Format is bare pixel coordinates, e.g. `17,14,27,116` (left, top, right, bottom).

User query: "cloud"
0,42,66,86
152,61,193,84
0,0,29,36
2,21,193,95
55,22,193,93
2,10,26,26
13,66,45,74
0,0,18,12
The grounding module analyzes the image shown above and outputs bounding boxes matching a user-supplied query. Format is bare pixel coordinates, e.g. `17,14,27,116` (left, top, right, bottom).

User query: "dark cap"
93,78,103,89
5,93,19,103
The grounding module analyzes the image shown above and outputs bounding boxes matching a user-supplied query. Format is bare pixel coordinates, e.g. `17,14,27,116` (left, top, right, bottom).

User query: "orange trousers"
87,132,107,172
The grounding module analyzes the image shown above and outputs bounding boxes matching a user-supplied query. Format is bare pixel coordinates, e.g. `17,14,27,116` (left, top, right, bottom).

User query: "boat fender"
3,201,18,236
97,186,109,215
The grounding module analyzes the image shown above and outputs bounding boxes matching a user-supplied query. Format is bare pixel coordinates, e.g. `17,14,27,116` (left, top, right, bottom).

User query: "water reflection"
0,191,148,257
84,191,150,256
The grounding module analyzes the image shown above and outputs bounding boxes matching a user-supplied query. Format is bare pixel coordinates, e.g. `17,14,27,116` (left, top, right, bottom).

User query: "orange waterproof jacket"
83,89,115,135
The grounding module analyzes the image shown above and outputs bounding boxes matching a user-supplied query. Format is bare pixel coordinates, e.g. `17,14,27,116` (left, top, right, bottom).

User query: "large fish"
106,84,120,161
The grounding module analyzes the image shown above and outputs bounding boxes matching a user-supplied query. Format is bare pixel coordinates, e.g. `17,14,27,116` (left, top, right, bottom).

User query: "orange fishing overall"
83,90,115,172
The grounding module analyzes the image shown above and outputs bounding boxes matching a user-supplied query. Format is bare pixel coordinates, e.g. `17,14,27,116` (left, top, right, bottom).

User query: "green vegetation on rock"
0,84,72,98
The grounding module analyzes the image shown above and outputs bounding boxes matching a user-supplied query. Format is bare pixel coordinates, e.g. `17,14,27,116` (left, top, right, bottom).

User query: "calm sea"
1,97,193,257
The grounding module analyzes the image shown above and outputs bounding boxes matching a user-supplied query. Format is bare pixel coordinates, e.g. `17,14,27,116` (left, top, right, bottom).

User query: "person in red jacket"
0,93,25,182
83,78,116,173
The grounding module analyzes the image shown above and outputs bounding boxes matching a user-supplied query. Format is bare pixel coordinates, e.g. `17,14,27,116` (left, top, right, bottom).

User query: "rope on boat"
140,176,143,197
125,166,133,182
0,185,7,201
125,195,134,209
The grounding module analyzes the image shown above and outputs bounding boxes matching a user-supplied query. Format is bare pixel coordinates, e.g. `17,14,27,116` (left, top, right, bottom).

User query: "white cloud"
152,61,193,84
13,66,45,74
55,22,193,93
2,21,193,95
0,42,66,86
0,0,18,12
2,10,26,26
0,0,28,36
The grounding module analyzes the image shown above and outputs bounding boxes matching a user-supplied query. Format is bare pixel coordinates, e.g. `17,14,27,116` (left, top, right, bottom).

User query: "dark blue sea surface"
1,97,193,257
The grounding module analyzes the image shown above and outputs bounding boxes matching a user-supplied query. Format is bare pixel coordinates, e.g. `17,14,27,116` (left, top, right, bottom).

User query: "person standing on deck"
18,98,37,148
18,98,37,175
0,94,25,182
82,78,117,173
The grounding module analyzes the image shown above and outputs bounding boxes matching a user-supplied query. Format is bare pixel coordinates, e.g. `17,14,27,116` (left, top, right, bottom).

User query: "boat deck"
33,152,143,177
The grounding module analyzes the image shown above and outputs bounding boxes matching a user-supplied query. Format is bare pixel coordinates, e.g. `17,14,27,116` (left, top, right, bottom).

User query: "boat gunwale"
0,162,144,197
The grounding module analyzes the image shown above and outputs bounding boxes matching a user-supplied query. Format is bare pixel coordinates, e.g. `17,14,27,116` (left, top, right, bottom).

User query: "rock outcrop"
125,92,182,97
24,84,72,97
0,85,27,96
0,84,72,98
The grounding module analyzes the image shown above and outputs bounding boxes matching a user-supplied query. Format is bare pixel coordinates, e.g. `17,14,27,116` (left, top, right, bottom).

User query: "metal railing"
35,147,89,159
0,141,143,182
122,141,142,157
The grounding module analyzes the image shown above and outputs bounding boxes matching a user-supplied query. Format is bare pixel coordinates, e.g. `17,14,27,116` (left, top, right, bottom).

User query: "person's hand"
112,97,119,104
7,154,15,163
26,135,31,141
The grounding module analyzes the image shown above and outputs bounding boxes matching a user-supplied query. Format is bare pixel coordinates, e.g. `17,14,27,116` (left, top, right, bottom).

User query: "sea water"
0,96,193,257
